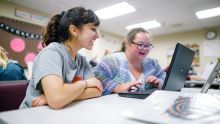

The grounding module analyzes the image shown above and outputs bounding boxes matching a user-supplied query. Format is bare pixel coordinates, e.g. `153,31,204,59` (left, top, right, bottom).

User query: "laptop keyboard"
131,88,157,94
118,88,158,99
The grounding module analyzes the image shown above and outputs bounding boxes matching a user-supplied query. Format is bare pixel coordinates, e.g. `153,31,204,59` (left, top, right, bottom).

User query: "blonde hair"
0,46,9,69
120,28,150,52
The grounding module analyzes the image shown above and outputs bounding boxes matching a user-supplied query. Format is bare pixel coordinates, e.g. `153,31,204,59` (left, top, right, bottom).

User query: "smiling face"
77,23,99,50
126,32,151,60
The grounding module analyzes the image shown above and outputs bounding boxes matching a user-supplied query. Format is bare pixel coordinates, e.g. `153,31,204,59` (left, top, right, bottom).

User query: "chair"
0,80,28,112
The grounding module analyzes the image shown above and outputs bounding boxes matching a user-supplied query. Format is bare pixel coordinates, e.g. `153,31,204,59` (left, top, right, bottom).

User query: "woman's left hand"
145,75,160,88
32,95,48,107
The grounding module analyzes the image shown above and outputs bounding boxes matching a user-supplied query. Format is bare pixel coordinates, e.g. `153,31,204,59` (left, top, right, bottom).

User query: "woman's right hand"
114,81,142,93
85,77,103,92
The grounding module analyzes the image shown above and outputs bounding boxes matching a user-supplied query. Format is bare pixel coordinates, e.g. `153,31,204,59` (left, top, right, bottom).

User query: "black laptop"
118,43,195,99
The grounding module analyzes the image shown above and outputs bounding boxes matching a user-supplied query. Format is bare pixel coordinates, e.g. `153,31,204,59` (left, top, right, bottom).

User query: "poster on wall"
0,16,43,67
185,43,200,66
15,9,48,25
167,43,200,66
166,48,174,66
203,40,220,57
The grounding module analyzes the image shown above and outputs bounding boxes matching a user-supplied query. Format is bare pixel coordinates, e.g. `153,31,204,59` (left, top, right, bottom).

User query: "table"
0,94,145,124
185,80,220,88
1,89,220,124
181,87,220,94
123,90,220,124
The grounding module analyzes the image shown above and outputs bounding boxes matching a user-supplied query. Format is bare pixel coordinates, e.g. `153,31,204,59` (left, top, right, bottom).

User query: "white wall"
149,27,220,73
79,31,123,62
0,0,124,62
82,26,220,75
0,0,49,26
1,0,220,74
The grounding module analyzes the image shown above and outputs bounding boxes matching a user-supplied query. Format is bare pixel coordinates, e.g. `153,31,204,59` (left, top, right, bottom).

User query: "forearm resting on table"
35,75,102,109
75,87,102,101
33,87,101,108
47,83,86,109
41,76,86,109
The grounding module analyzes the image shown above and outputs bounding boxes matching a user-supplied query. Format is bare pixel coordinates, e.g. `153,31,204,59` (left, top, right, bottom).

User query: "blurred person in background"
0,46,27,81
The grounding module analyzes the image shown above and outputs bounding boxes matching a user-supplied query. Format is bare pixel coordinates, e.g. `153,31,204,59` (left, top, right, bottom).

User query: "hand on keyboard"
129,85,141,92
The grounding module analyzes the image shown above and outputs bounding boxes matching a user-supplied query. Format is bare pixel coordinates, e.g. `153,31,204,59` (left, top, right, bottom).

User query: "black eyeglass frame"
130,41,153,50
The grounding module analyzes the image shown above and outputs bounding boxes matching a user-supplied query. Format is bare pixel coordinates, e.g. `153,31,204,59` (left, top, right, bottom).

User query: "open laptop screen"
162,43,195,91
201,59,220,93
118,43,195,99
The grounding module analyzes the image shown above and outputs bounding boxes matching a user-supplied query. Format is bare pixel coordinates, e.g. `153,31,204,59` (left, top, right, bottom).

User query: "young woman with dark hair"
20,7,103,109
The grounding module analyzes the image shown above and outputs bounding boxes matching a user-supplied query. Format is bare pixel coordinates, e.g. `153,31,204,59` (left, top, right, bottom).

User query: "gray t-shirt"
20,42,93,109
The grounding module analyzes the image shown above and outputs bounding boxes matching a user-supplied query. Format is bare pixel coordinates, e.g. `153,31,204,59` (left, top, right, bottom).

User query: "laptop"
201,59,220,93
118,43,195,99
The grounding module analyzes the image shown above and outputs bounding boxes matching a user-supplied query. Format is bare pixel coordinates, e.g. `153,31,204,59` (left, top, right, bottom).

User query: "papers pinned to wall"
203,40,220,57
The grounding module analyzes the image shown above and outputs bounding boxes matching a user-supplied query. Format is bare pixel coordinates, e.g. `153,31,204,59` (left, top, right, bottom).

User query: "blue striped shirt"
93,52,166,95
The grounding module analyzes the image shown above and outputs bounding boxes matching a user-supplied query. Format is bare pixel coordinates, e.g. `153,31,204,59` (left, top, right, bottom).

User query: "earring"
73,32,77,37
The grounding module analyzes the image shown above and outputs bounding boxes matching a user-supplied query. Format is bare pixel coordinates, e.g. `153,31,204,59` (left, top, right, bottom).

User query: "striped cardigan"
93,52,166,95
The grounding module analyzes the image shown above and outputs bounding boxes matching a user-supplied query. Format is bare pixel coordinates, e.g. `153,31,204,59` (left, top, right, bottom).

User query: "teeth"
139,52,144,54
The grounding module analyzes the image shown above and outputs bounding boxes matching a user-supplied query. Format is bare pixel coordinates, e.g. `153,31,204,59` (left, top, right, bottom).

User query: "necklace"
66,44,78,61
67,44,77,55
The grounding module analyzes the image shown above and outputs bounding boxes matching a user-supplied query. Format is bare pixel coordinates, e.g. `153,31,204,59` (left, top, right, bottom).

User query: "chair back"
0,80,28,112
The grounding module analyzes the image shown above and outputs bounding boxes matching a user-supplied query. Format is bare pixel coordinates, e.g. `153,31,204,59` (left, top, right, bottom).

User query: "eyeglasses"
131,41,153,50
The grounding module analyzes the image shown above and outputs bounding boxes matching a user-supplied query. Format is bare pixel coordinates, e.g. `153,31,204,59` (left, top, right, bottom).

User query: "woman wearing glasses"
93,28,165,95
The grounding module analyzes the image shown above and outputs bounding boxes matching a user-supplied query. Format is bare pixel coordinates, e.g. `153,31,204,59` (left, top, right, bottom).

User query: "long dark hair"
42,7,100,47
120,28,148,52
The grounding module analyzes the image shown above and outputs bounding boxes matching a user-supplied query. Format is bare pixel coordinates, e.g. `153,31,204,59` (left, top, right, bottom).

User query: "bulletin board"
167,43,200,66
203,40,220,57
185,43,200,66
0,16,43,67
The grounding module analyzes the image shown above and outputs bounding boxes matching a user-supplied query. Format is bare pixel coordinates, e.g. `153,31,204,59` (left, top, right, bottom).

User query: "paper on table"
167,94,220,121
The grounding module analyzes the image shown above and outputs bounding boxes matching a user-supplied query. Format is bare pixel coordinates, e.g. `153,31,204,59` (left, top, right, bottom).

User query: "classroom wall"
79,31,123,62
83,26,220,74
149,27,220,73
0,16,43,67
1,0,220,74
0,0,49,26
0,0,124,64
